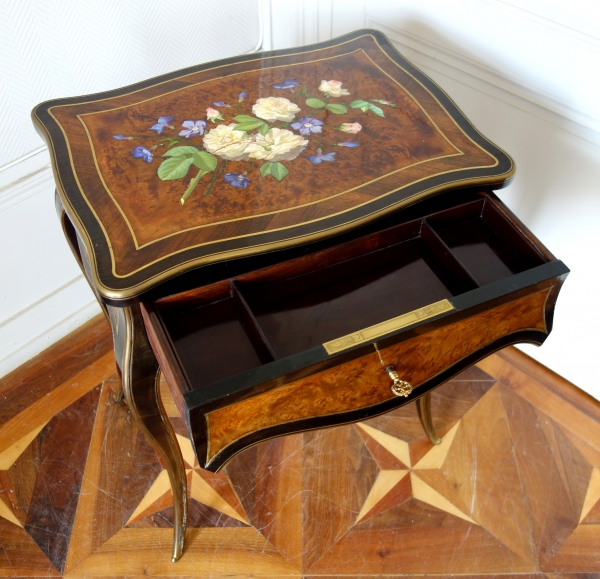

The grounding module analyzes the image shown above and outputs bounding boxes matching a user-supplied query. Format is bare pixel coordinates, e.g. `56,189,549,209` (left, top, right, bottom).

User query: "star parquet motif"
125,432,250,527
2,327,600,577
355,420,475,524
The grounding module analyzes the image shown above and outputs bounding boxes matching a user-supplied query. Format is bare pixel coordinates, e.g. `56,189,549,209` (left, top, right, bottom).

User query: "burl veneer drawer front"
144,193,568,471
205,289,549,463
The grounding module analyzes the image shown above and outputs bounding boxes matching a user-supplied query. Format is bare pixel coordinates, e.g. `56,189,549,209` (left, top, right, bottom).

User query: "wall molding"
479,0,600,51
0,153,99,379
0,163,53,213
299,0,333,46
367,16,600,147
0,275,101,379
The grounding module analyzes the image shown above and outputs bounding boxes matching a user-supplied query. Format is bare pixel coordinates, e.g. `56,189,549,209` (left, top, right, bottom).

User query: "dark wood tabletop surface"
33,29,514,300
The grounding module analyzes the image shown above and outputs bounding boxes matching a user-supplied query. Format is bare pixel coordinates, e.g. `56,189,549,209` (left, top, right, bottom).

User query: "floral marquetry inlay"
34,30,513,298
111,78,389,205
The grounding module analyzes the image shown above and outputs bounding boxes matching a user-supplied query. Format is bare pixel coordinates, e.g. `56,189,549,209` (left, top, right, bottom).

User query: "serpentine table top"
33,29,513,302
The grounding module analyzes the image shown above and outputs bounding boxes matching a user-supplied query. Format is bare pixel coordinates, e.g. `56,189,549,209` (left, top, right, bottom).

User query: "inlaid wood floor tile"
27,391,100,570
225,433,304,570
307,522,535,575
66,528,301,576
0,520,61,577
549,524,600,571
302,424,378,571
453,384,536,566
0,351,114,456
306,381,537,575
1,324,599,578
495,362,600,574
63,375,163,574
502,386,580,568
0,316,111,427
479,356,600,453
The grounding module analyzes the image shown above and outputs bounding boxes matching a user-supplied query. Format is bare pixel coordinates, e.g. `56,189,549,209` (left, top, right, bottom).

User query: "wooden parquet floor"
0,315,599,578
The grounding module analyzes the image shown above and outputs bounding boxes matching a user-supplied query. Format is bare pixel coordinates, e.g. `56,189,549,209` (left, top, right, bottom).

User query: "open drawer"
141,192,568,471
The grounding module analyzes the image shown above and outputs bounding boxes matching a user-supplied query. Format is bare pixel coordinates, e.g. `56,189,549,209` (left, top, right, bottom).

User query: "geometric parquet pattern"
1,315,599,577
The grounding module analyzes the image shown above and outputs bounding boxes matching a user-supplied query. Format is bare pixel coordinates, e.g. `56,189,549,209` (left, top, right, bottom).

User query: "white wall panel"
0,0,261,378
0,0,261,167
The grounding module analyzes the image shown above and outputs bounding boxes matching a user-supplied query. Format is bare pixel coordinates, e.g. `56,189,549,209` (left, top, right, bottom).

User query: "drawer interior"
154,197,548,391
427,200,544,285
240,235,464,358
164,286,269,388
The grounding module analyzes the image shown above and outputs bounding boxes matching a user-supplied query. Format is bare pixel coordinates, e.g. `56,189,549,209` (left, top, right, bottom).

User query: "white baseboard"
0,162,54,214
0,147,51,193
0,160,104,379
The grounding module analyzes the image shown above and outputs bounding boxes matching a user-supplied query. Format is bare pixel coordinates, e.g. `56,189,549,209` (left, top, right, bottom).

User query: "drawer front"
204,288,549,466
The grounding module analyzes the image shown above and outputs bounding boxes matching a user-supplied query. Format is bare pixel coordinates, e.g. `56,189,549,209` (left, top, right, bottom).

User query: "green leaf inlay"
192,151,218,172
350,100,369,109
306,98,326,109
260,162,273,177
234,120,265,131
368,103,385,117
157,156,194,181
162,146,199,158
269,162,289,182
233,114,260,123
325,103,348,115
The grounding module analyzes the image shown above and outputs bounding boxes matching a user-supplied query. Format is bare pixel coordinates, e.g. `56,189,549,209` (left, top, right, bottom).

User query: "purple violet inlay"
305,150,336,164
238,91,248,102
290,116,323,135
337,141,360,147
179,120,206,138
130,146,153,163
272,79,300,90
149,116,175,134
112,134,129,140
224,173,251,189
212,101,231,107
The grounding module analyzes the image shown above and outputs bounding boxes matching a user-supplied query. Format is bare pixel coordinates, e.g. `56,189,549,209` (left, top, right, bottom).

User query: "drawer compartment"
427,198,546,285
236,220,475,359
141,193,568,470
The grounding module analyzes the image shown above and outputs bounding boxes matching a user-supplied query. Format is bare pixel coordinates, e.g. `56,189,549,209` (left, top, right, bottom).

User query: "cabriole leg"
417,392,442,445
114,304,187,562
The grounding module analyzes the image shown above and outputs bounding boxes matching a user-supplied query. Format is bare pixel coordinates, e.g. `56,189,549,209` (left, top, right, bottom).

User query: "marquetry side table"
33,29,568,562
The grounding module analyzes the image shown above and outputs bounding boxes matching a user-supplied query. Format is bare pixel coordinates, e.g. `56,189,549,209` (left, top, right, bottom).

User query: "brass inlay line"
78,117,141,247
74,47,465,250
323,299,455,355
78,49,362,116
37,33,514,296
372,36,504,162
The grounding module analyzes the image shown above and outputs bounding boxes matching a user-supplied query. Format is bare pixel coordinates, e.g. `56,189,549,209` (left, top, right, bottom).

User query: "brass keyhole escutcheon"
386,365,413,397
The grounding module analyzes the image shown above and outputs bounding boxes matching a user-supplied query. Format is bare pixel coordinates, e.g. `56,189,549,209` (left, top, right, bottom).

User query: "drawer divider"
230,280,278,362
421,220,480,292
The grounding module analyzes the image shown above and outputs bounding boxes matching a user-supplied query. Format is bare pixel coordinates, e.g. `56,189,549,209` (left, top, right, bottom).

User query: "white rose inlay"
319,80,350,97
246,128,308,162
203,124,252,161
252,97,301,122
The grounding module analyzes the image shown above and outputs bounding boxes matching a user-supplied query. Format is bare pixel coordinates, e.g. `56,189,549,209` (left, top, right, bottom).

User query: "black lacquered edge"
33,29,515,300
